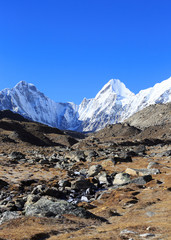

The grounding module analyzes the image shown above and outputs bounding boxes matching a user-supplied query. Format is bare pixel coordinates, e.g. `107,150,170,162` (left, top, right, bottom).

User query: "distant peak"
15,80,28,87
96,78,134,99
14,81,37,92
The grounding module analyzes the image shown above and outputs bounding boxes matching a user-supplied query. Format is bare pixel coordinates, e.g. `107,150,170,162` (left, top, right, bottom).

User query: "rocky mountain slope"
0,110,85,147
0,109,171,239
1,77,171,131
125,102,171,129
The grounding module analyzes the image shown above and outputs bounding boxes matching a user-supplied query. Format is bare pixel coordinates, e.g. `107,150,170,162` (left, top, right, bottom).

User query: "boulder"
25,196,91,218
88,165,102,177
113,173,131,185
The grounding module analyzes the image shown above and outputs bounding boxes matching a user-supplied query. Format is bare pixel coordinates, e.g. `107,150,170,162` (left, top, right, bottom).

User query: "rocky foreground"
0,111,171,239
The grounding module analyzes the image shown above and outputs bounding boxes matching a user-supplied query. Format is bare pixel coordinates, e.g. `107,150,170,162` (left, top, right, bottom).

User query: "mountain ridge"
0,77,171,131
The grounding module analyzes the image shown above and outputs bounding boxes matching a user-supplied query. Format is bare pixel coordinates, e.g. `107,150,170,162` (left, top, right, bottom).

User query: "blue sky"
0,0,171,104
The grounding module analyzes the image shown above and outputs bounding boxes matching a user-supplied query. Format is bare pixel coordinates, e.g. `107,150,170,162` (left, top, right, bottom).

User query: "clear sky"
0,0,171,104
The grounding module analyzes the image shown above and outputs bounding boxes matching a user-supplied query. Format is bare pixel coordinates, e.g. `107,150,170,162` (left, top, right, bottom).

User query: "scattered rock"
88,164,102,177
113,173,131,185
125,168,160,176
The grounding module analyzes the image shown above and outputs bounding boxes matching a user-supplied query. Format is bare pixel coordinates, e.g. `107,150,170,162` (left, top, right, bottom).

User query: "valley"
0,109,170,239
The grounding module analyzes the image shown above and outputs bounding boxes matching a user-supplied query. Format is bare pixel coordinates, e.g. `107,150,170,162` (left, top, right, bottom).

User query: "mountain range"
0,77,171,132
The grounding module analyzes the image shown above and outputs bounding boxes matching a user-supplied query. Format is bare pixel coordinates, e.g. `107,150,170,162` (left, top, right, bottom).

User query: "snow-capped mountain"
122,77,171,120
0,81,80,130
0,77,171,132
78,79,135,131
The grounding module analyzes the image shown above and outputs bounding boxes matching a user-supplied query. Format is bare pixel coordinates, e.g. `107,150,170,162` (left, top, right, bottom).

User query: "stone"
9,151,25,160
120,229,137,235
158,150,171,157
25,194,41,206
65,150,86,162
132,145,146,155
81,196,89,202
125,168,160,176
43,187,66,199
25,196,91,218
147,162,160,169
32,185,45,195
113,173,131,185
146,211,155,217
98,172,110,186
131,175,152,185
139,233,155,238
72,179,95,191
88,165,102,177
58,180,71,189
112,152,132,163
0,211,20,224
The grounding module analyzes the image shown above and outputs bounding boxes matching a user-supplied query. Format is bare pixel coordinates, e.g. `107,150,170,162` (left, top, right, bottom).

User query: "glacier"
0,77,171,132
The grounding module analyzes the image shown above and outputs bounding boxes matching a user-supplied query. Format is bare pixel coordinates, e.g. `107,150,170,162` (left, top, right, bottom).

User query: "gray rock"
146,211,155,217
139,233,155,238
88,165,102,177
158,150,171,157
0,211,20,224
113,173,131,185
147,162,160,169
25,194,41,206
131,175,152,185
25,196,90,218
120,229,137,235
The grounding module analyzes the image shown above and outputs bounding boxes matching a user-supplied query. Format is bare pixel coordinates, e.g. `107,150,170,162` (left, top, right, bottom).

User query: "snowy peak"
15,81,36,91
14,81,44,98
95,79,134,100
1,77,171,132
